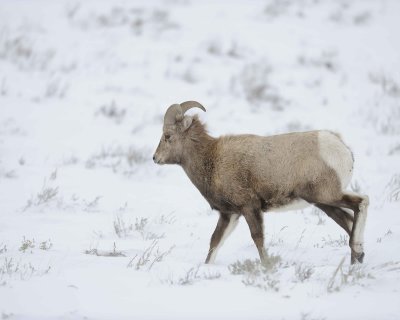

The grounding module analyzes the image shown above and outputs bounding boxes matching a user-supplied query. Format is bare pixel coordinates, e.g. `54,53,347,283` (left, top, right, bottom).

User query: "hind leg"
315,204,354,236
324,193,369,264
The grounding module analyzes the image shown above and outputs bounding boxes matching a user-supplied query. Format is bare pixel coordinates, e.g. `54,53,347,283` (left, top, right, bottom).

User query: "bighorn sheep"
153,101,369,265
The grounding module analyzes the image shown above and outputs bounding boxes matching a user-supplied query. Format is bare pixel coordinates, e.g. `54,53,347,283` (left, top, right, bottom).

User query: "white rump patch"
318,131,353,189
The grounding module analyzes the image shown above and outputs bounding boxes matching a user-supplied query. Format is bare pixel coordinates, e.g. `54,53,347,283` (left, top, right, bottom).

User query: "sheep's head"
153,101,206,165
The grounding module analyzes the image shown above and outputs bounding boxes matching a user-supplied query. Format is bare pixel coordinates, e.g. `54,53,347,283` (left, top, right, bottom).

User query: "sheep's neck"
180,134,216,198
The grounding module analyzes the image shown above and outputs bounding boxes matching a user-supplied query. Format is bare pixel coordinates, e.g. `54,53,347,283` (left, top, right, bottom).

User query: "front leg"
205,212,239,264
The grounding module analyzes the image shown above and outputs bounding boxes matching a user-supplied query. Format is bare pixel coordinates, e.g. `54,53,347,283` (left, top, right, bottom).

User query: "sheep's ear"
181,116,193,131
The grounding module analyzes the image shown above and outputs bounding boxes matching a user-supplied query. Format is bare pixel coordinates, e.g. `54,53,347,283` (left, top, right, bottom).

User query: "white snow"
1,0,400,319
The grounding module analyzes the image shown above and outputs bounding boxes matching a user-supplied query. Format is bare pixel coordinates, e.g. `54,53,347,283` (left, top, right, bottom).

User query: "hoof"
351,251,365,264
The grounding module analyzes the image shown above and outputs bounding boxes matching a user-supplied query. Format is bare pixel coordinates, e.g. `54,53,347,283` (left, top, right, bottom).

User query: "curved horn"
163,104,182,127
163,101,206,127
180,101,206,116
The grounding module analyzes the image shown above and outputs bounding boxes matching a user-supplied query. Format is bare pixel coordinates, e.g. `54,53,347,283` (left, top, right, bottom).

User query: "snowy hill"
1,0,400,319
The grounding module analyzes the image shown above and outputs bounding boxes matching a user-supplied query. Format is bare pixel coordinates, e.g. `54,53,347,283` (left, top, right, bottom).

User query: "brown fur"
179,118,343,213
154,112,369,265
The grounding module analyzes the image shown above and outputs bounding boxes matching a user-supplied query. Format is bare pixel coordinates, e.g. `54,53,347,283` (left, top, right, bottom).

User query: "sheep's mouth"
153,156,165,165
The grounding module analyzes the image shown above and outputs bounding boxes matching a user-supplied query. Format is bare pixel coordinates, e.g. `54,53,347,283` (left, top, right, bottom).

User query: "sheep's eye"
165,134,171,141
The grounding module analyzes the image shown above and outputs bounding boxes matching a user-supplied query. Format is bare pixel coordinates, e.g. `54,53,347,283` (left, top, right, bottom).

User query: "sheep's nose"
152,155,156,162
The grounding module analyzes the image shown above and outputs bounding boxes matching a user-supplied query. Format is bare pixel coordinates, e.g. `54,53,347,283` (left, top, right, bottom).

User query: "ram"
153,101,369,265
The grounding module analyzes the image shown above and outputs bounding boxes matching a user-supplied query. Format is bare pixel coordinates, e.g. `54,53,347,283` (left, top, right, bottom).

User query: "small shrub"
294,263,314,282
65,3,80,19
18,238,53,253
229,259,261,275
127,240,174,270
371,261,400,272
85,242,126,257
205,39,244,58
353,11,371,25
72,7,178,35
297,51,338,72
177,265,201,285
0,78,6,96
389,144,400,156
232,61,288,111
207,40,222,56
369,72,400,98
1,312,14,319
367,72,400,135
202,269,222,281
114,215,164,240
181,68,198,84
385,174,400,202
0,257,51,283
45,78,69,98
0,244,7,254
96,100,126,124
0,31,55,71
300,312,326,320
316,235,348,248
327,257,374,292
0,169,16,179
83,196,101,212
39,239,53,251
229,256,282,292
135,217,148,232
86,144,147,176
23,171,60,211
268,226,287,247
163,266,221,286
114,215,133,238
37,185,59,204
19,237,35,253
264,0,292,18
155,213,176,225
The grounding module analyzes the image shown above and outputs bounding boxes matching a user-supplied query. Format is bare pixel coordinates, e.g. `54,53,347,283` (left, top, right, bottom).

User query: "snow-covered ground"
1,0,400,319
